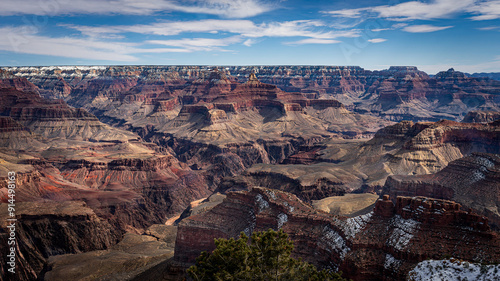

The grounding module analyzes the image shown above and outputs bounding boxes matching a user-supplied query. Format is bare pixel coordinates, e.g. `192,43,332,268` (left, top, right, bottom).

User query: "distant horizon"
2,64,498,76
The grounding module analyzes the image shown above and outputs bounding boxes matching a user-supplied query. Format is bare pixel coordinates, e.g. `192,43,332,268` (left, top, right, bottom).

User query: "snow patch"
408,259,500,281
243,209,257,236
384,254,402,271
255,194,269,213
387,215,419,251
343,212,373,239
277,213,288,229
283,201,294,213
318,226,350,260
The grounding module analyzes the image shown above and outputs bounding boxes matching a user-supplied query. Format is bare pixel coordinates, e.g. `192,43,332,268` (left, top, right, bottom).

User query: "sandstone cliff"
383,153,500,229
0,201,119,281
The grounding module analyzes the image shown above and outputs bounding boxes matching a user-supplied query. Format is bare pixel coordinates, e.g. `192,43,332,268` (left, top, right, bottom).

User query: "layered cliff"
0,201,119,281
0,84,137,142
0,81,213,279
227,119,500,197
383,153,500,229
174,188,500,280
462,110,500,123
5,65,500,124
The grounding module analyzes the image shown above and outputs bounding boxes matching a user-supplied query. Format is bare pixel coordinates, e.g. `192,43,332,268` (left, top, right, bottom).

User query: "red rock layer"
383,153,500,229
373,119,500,151
174,188,500,280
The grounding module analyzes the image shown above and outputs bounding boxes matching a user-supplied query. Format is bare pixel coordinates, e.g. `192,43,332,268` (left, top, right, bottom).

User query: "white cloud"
326,8,366,18
468,0,500,20
243,20,358,39
285,38,341,45
0,17,364,61
147,36,243,51
0,27,195,62
65,19,360,40
477,26,500,30
402,24,453,33
243,39,256,46
372,0,474,21
162,0,276,18
368,38,387,43
324,0,500,22
371,28,390,32
0,0,275,18
63,20,257,37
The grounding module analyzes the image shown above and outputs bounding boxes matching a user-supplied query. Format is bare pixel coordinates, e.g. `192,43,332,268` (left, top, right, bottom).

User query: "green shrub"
188,229,350,281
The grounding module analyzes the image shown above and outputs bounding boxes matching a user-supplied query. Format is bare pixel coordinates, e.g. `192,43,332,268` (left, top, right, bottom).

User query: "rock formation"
0,201,119,281
226,119,500,197
462,110,500,123
0,76,212,279
5,65,500,124
174,187,500,281
1,65,500,280
383,153,500,229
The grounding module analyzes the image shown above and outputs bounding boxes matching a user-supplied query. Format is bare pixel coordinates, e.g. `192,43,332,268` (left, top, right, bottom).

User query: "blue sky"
0,0,499,74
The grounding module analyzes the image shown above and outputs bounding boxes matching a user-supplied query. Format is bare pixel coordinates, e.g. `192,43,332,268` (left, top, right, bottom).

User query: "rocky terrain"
383,153,500,229
0,65,499,280
0,201,119,281
44,225,177,281
5,65,499,123
0,73,211,280
222,119,500,200
174,188,500,281
462,110,500,123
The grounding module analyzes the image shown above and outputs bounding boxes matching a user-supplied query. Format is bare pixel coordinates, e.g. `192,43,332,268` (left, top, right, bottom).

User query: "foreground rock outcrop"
174,188,500,280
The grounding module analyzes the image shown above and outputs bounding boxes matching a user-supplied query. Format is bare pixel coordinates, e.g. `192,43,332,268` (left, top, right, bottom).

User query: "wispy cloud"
477,26,500,30
468,0,500,20
324,0,500,22
285,38,341,45
63,20,257,37
0,17,363,61
402,24,453,33
368,38,387,43
0,0,276,18
64,19,360,40
0,27,194,62
243,39,257,46
147,36,243,51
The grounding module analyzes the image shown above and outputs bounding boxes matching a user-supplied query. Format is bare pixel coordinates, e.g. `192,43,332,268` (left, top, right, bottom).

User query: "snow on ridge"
384,253,402,271
474,156,495,169
3,66,107,77
343,212,373,239
319,225,350,260
408,259,500,281
255,194,269,213
387,215,420,251
277,213,288,229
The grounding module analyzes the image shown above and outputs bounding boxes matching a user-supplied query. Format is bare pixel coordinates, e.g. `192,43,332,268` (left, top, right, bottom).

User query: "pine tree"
188,229,350,281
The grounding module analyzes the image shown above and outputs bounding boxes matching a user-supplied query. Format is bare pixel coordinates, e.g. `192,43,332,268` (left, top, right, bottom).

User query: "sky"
0,0,499,74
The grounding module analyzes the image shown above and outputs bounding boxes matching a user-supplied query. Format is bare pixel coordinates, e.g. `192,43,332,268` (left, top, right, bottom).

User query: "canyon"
0,65,499,280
